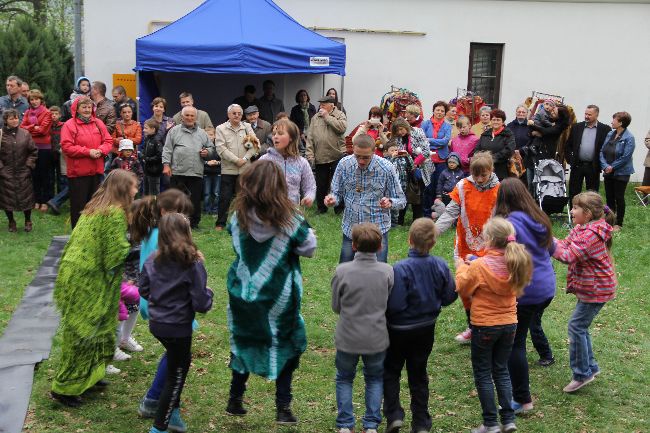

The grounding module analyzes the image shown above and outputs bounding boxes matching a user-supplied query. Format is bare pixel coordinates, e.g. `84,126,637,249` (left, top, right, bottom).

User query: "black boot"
51,391,82,407
225,397,247,416
276,404,297,425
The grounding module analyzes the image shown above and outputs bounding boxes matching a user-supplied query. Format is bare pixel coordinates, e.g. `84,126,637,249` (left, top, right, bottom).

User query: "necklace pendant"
356,186,363,193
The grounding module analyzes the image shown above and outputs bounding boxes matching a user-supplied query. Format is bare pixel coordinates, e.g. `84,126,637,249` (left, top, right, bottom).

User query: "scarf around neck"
28,104,46,125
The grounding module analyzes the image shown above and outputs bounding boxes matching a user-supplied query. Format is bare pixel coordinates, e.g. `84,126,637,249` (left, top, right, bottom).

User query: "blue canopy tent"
134,0,346,120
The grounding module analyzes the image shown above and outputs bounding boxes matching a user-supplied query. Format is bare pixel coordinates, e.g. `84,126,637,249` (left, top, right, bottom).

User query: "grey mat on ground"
0,236,67,433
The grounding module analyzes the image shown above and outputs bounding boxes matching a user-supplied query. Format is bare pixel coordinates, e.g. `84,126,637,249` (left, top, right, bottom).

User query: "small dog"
243,134,260,152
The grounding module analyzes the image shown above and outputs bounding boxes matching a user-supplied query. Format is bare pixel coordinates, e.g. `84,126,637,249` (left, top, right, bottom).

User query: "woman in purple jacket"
260,118,315,206
495,178,556,414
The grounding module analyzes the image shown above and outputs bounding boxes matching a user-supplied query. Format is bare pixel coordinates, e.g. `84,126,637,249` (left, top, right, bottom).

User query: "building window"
467,43,504,107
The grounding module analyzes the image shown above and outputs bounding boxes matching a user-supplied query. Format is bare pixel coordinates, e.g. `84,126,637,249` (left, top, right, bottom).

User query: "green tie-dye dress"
52,207,130,396
227,213,311,380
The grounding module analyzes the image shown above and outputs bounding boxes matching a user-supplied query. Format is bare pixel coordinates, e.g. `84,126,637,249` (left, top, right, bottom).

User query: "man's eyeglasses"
354,154,372,161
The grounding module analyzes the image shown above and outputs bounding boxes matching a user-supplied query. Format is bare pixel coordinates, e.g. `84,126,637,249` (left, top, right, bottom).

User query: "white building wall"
83,0,650,180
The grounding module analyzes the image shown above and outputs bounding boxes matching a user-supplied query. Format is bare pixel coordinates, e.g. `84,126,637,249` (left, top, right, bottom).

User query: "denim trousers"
202,174,220,213
339,232,388,264
335,350,385,430
383,325,435,431
152,335,192,431
508,298,553,404
49,175,69,208
146,353,168,400
568,301,604,381
471,324,517,427
229,356,300,407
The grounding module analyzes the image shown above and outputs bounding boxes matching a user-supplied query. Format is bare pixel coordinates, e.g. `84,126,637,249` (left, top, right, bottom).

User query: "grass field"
1,188,649,433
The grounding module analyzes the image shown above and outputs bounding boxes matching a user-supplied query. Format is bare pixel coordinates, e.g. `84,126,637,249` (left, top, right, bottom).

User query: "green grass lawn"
2,188,649,433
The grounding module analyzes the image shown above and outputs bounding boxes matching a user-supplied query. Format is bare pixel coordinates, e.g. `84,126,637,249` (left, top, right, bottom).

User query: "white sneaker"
106,364,121,374
120,337,143,352
114,347,132,361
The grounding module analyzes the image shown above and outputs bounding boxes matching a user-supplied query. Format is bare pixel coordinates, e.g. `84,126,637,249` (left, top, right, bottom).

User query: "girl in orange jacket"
455,217,532,433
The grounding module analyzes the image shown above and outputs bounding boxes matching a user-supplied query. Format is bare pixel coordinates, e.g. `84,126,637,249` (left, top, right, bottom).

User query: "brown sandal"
8,221,17,232
24,221,33,232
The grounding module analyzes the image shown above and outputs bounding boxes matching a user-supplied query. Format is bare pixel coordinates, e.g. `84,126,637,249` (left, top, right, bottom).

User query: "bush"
0,16,73,106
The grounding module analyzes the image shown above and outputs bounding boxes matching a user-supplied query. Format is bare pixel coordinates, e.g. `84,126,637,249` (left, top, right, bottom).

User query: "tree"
0,16,73,105
0,0,74,43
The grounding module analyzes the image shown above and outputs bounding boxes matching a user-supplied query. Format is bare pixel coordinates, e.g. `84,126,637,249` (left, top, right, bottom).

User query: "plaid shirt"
331,155,406,236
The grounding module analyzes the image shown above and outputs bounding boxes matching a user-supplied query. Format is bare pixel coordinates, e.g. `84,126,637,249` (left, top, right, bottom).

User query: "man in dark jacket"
257,80,285,123
566,105,611,202
91,81,116,134
507,105,531,150
112,85,138,121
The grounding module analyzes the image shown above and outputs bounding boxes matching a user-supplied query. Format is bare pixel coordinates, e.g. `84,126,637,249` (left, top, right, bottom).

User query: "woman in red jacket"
61,96,113,228
21,89,53,212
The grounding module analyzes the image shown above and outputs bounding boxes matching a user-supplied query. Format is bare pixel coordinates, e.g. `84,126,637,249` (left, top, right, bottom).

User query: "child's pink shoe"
455,327,472,343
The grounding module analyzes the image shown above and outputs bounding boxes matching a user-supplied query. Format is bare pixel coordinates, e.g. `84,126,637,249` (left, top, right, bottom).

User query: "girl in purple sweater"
260,118,316,206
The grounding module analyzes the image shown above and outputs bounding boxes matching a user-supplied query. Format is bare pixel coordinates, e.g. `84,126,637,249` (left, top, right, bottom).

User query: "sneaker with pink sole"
563,375,595,393
455,327,472,343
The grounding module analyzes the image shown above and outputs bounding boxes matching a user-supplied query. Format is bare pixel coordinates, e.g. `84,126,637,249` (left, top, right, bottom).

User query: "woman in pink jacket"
21,89,53,211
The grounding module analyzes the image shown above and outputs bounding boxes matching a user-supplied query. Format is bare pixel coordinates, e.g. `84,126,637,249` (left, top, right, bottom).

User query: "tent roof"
135,0,345,75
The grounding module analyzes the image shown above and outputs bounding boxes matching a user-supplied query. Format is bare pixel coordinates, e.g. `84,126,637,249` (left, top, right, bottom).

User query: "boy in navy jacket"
383,218,457,433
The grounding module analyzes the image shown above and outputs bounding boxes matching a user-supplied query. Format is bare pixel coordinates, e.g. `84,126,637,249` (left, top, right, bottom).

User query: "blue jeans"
146,353,168,400
568,301,604,381
203,174,220,213
49,175,69,208
335,350,385,430
339,232,389,264
471,324,516,427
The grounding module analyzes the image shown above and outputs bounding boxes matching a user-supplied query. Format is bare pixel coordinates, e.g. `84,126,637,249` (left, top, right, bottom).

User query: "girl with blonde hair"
455,216,532,433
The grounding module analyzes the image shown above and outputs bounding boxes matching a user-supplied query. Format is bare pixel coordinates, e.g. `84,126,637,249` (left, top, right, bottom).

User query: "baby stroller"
533,159,571,226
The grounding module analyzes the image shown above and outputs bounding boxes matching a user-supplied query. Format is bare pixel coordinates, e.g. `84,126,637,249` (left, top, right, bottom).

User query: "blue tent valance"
135,0,346,76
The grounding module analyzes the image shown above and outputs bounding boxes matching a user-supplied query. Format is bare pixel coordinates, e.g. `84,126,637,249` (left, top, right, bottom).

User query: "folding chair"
634,186,650,207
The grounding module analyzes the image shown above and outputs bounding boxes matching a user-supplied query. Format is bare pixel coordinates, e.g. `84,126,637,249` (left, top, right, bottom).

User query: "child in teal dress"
225,160,317,425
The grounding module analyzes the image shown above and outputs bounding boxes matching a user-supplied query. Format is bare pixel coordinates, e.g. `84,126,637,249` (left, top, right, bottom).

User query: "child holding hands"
332,222,393,433
139,213,213,433
455,217,532,433
552,191,617,393
435,151,500,343
383,218,457,433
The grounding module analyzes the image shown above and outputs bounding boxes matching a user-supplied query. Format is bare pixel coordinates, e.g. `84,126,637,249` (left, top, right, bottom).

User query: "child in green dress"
51,169,139,407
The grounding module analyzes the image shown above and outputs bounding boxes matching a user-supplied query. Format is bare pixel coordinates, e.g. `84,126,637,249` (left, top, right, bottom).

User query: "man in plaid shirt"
325,134,406,263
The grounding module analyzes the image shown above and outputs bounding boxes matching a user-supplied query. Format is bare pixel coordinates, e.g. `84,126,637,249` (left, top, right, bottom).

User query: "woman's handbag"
406,172,421,204
508,150,526,177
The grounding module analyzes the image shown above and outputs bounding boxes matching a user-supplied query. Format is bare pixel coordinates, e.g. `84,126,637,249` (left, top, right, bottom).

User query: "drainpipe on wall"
74,0,83,78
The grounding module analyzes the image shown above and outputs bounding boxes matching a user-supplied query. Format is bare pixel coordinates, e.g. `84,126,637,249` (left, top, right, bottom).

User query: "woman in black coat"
526,104,570,161
474,109,516,181
0,109,38,232
289,89,316,154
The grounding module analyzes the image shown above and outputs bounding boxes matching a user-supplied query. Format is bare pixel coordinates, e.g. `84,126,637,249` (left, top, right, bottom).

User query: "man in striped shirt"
325,134,406,263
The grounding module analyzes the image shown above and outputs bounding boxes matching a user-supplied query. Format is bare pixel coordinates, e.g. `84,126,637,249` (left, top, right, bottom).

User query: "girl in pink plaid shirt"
552,191,616,393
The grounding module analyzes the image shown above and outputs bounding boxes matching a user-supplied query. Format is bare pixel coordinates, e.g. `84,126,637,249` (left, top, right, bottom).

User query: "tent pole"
135,71,140,121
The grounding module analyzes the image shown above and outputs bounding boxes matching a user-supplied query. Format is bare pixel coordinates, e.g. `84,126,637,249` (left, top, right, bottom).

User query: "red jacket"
21,106,53,147
61,98,113,178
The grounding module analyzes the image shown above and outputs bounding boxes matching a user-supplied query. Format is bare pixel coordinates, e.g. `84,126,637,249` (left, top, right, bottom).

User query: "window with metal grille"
467,43,504,107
